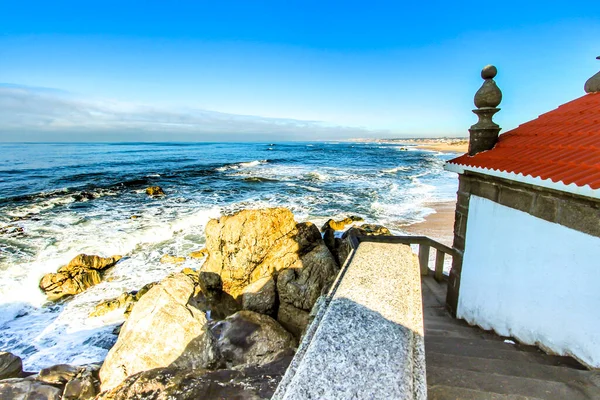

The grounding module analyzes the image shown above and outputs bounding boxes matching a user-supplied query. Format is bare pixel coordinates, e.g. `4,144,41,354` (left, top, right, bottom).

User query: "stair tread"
427,366,600,400
428,385,543,400
425,336,544,354
425,342,583,368
427,352,594,384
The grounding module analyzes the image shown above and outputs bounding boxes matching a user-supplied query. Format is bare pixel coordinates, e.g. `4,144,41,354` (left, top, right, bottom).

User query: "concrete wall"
458,195,600,368
446,171,600,316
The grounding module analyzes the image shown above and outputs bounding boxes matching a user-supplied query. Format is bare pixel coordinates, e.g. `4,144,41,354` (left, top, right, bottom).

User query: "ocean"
0,141,458,371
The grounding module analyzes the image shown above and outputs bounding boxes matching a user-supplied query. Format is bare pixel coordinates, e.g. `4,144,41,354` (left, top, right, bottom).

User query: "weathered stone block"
532,194,559,222
557,201,600,238
498,186,534,213
471,179,499,201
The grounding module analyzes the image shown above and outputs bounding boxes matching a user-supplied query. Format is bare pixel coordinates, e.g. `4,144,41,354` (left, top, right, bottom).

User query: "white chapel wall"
458,195,600,368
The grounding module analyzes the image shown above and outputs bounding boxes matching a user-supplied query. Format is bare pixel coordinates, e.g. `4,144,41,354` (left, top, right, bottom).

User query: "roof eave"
444,162,600,200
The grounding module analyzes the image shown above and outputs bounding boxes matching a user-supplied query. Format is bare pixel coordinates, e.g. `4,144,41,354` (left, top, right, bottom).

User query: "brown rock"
38,364,80,384
241,276,276,315
62,366,98,400
160,254,185,264
210,311,297,368
90,282,156,318
39,254,122,301
99,273,216,391
0,379,62,400
145,186,165,196
276,243,338,311
96,350,294,400
320,215,363,232
189,248,208,259
0,352,22,380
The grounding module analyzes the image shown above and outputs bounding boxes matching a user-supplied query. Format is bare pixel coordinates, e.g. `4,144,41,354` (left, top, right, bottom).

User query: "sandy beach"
402,201,456,247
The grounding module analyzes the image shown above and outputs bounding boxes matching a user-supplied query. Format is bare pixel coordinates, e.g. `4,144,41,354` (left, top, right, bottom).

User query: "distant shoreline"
349,137,468,154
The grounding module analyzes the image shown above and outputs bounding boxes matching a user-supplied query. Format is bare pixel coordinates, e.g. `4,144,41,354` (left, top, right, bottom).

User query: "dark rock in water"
39,254,122,301
277,302,310,339
0,351,23,380
96,350,294,400
0,225,25,236
241,276,276,316
159,254,185,264
189,248,208,259
38,364,80,385
0,379,62,400
145,186,165,196
210,311,296,368
72,191,95,202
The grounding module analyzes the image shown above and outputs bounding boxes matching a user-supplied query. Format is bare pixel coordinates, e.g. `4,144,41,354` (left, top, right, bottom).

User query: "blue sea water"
0,141,458,370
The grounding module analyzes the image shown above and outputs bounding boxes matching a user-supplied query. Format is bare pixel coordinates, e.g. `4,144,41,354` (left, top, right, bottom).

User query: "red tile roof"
448,92,600,190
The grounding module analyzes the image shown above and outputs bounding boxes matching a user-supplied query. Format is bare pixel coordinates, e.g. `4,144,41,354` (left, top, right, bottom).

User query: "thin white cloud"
0,84,387,141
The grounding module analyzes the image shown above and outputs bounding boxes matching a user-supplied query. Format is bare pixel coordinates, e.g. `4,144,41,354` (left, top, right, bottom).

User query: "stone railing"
273,233,429,399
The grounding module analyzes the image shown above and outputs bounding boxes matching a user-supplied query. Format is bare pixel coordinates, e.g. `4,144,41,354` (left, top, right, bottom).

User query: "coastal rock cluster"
10,207,392,399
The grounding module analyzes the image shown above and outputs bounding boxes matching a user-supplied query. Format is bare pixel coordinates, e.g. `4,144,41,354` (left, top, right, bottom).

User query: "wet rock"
159,254,185,264
0,351,22,380
38,364,79,385
72,192,95,202
89,282,156,318
40,254,122,300
145,186,165,196
189,248,208,259
210,311,297,368
277,302,310,339
241,276,276,316
130,215,141,220
0,379,62,400
96,350,294,400
320,215,363,232
0,225,25,236
99,273,216,391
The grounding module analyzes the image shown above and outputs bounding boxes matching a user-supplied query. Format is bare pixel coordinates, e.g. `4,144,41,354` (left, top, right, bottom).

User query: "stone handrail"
273,235,427,399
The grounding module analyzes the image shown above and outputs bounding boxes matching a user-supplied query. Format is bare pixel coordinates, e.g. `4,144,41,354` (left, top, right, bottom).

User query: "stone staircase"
422,276,600,399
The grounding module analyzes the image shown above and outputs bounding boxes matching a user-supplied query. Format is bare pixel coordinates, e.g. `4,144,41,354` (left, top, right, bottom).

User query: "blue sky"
1,1,599,141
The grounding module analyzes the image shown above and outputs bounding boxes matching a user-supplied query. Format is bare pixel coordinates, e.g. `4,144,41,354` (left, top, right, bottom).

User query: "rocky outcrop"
99,273,216,391
96,350,294,400
39,254,122,300
241,276,276,315
0,352,22,380
145,186,165,196
89,282,156,318
202,208,339,338
189,248,208,259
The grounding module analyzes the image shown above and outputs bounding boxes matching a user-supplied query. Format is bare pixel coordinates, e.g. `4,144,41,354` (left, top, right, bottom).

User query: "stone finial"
584,56,600,93
468,65,502,156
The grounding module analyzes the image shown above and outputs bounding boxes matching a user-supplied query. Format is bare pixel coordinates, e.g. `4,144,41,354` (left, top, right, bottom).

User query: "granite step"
428,385,543,400
425,336,546,354
425,341,581,367
427,366,600,399
427,352,593,384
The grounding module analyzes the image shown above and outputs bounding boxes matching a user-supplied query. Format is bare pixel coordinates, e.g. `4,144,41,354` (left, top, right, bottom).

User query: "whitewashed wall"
458,195,600,368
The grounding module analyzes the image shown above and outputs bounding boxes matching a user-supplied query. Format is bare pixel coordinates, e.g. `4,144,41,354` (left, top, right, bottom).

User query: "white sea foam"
381,166,411,173
216,160,268,171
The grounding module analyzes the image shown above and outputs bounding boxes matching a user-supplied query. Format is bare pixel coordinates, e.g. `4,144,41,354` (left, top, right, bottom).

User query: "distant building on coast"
444,59,600,368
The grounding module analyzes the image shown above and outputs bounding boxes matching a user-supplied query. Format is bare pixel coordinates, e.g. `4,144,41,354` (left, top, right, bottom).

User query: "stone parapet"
273,242,426,400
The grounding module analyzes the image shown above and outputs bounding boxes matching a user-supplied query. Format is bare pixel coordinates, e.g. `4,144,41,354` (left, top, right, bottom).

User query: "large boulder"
99,273,217,391
39,254,122,300
0,379,62,400
210,311,297,368
277,302,310,339
0,352,22,380
96,350,294,400
202,209,338,302
37,363,100,400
